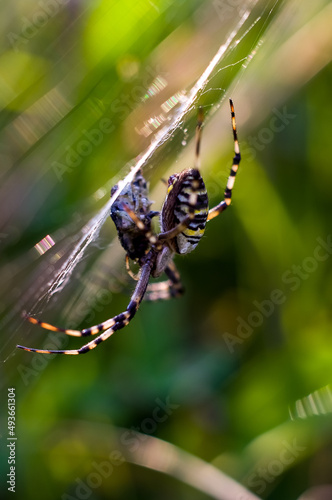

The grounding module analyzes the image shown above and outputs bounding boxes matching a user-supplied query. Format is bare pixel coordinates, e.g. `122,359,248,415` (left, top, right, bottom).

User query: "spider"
17,99,241,355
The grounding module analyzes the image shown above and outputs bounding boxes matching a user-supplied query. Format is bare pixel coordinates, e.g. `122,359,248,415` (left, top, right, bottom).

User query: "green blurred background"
1,1,332,499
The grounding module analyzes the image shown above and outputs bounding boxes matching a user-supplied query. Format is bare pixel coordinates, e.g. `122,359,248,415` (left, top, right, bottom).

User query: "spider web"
1,0,282,362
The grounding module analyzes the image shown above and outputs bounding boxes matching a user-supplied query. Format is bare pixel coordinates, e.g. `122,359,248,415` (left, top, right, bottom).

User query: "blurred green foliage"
1,1,332,499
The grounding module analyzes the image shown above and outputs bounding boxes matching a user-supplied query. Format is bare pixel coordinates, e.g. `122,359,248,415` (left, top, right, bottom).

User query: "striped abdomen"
161,168,208,254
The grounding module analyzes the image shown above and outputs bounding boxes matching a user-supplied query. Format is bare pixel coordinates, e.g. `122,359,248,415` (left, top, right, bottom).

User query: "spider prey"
17,99,241,355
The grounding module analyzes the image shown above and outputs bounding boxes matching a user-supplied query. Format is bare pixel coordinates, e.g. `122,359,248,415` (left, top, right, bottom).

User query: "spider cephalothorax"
18,100,241,355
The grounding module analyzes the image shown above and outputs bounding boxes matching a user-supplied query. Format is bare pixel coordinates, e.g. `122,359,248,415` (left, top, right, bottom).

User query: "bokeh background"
1,1,332,499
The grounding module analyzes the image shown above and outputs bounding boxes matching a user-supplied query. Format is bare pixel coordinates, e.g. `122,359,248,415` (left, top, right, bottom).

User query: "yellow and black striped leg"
20,310,114,338
207,99,241,221
17,258,154,355
145,262,184,301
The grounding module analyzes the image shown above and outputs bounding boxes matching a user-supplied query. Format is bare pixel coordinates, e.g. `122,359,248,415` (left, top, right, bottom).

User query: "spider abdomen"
161,168,208,255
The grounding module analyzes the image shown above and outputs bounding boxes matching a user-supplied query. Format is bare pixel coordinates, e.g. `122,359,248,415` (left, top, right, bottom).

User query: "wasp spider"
17,100,241,355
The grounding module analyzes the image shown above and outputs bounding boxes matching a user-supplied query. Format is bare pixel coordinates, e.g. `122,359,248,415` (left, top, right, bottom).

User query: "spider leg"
17,258,154,354
195,106,204,169
207,99,241,221
145,261,184,301
125,254,140,281
122,204,159,246
21,310,118,338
